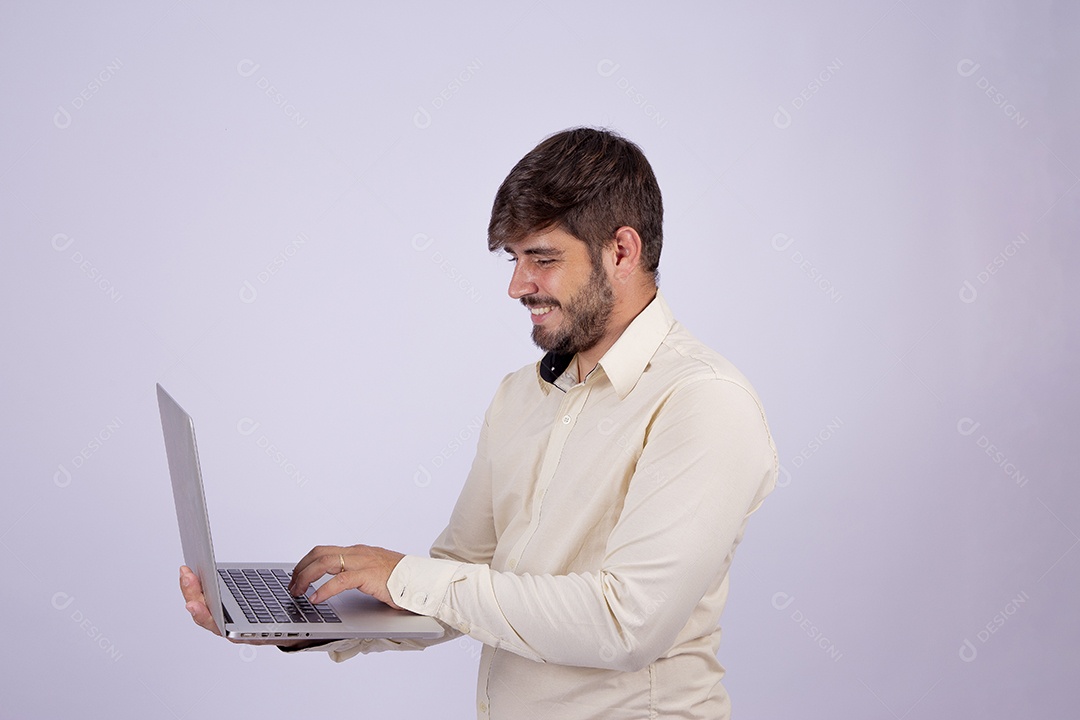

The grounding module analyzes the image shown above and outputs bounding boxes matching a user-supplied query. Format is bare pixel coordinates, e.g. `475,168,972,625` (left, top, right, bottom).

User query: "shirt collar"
536,290,675,399
538,350,575,386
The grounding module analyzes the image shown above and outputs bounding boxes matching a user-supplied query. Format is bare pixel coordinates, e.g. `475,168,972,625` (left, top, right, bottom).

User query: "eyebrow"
506,245,564,258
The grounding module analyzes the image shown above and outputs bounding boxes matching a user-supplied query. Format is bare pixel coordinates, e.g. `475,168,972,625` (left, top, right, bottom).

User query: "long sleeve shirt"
317,291,777,719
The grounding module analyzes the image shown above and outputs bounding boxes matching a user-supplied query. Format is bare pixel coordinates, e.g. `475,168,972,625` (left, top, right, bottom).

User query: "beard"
525,262,615,356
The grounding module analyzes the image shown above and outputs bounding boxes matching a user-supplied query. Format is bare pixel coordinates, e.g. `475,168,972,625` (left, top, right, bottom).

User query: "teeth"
530,306,553,316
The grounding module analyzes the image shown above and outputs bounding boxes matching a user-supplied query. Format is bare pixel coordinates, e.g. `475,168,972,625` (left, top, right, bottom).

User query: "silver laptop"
157,383,444,641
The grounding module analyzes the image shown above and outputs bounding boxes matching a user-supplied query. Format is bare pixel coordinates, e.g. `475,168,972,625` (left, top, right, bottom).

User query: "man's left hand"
288,544,405,609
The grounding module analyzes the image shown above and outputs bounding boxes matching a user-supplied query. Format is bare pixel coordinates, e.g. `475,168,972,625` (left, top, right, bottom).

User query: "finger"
308,570,354,605
310,571,403,610
179,566,223,635
287,546,328,594
288,546,343,596
179,566,204,604
308,548,404,609
184,598,222,635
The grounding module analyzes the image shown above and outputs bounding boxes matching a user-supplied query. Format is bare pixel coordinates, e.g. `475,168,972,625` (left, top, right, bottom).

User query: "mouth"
526,304,557,324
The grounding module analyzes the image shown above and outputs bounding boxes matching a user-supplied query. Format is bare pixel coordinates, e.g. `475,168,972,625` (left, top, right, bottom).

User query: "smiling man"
181,127,778,719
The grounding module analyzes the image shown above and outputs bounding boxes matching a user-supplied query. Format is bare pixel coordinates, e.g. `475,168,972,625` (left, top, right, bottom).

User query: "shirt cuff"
387,555,465,619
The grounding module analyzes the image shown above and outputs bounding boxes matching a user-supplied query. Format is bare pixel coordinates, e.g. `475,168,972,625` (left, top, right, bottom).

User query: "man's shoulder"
488,358,546,400
653,320,762,400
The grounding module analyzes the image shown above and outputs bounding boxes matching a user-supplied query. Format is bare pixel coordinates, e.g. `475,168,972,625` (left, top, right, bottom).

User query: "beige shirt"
321,291,777,719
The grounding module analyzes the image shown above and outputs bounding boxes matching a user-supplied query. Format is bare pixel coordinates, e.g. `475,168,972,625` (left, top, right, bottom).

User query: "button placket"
504,385,592,569
477,645,493,718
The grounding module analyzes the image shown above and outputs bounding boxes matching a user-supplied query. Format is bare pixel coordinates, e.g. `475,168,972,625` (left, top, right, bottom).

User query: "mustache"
521,297,560,309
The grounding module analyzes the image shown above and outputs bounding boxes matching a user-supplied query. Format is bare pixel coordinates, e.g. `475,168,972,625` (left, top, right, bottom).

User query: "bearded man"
182,127,778,719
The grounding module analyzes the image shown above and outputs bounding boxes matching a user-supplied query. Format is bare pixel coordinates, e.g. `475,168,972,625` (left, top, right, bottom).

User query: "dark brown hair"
487,127,663,282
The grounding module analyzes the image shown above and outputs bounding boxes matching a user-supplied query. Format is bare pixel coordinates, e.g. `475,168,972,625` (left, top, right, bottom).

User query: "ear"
609,226,643,281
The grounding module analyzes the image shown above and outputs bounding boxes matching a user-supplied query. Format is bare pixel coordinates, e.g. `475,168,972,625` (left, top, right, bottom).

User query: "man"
181,127,777,718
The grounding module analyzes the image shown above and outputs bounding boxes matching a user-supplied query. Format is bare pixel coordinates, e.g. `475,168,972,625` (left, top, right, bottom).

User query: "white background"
2,1,1077,717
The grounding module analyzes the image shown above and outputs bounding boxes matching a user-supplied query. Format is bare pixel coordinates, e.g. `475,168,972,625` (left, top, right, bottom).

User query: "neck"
575,287,657,380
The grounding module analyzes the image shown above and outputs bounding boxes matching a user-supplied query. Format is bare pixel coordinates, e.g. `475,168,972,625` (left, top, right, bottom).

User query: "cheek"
547,268,578,295
534,274,560,299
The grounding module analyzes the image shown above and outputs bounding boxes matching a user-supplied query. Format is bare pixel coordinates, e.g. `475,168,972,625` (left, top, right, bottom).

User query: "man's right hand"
179,566,314,648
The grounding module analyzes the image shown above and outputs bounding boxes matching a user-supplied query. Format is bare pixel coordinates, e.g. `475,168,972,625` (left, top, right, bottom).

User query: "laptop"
157,383,444,641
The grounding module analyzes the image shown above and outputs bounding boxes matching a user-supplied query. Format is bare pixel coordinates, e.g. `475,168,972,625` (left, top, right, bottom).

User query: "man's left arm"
374,378,777,671
284,401,506,660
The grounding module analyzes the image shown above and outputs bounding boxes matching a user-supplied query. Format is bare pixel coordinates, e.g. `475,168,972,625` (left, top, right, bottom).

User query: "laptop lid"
157,383,228,635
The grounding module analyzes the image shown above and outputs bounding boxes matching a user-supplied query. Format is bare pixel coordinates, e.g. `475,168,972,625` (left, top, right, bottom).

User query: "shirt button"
479,701,488,713
562,415,571,424
508,558,518,570
458,622,470,634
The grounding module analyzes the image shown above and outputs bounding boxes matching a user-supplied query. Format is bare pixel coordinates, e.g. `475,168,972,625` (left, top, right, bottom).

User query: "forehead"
503,226,588,256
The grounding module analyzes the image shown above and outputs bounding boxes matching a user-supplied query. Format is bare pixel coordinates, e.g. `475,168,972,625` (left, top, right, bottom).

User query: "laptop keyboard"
219,568,342,624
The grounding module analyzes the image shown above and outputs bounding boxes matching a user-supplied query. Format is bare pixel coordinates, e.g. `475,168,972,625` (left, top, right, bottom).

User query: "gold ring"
339,554,345,574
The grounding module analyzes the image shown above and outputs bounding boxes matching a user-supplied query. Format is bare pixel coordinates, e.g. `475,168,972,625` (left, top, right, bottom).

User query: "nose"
507,261,537,300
